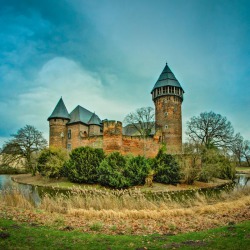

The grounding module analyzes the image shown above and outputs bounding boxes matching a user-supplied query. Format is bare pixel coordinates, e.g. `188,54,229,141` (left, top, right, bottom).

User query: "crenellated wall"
103,120,123,153
58,120,161,157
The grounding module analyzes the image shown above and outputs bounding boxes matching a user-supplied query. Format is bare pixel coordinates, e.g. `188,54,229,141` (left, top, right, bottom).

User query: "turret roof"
151,63,183,93
47,97,70,120
88,113,102,126
68,105,102,125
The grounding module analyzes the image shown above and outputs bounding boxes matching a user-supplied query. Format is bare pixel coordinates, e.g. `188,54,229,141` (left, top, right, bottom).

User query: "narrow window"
165,112,168,117
165,125,168,129
68,129,71,139
67,144,72,151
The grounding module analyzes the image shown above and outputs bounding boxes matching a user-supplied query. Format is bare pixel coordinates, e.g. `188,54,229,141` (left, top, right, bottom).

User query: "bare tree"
242,140,250,167
230,133,244,166
186,111,234,149
123,107,155,138
1,125,47,174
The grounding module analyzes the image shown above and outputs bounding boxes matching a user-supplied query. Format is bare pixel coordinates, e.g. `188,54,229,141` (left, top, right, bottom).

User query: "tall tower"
47,97,70,149
151,63,184,153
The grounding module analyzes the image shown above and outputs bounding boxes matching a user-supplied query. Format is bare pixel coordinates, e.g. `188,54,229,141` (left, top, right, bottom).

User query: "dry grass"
0,186,250,235
0,188,34,210
1,185,250,218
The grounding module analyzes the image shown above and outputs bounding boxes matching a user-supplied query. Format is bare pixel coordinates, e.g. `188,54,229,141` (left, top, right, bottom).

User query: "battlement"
48,63,184,155
103,120,123,136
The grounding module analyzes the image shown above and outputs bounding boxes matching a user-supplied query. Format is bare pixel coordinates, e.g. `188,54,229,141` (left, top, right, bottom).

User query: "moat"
0,174,249,206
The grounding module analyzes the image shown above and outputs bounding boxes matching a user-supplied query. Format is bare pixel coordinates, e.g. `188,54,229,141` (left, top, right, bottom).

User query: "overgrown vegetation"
37,147,69,178
63,147,105,184
0,165,27,175
151,146,180,185
180,143,236,184
98,152,129,188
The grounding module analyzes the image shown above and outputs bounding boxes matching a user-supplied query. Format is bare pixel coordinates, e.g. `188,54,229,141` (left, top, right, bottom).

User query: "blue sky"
0,0,249,146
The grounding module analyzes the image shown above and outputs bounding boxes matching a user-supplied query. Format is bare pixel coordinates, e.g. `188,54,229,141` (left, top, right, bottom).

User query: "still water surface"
0,174,249,206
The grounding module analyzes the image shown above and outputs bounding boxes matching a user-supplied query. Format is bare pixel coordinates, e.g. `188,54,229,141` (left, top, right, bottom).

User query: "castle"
48,63,184,157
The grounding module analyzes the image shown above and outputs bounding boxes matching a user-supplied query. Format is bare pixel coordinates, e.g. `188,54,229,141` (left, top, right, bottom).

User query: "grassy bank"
0,166,27,175
236,166,250,174
0,218,249,250
12,174,231,193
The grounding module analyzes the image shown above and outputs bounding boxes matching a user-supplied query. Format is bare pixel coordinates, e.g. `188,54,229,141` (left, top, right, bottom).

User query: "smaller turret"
48,97,70,148
88,113,102,136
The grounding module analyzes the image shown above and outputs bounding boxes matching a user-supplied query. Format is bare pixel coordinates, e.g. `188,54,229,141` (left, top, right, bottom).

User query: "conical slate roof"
48,97,70,120
151,63,183,93
88,113,102,126
68,105,93,124
68,105,102,125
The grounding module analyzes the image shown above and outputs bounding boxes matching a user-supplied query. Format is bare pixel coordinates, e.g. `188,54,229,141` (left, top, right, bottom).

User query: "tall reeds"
1,185,249,220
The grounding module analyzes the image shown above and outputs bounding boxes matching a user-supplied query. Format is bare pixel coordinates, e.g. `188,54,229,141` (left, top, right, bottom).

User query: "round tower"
151,63,184,154
47,97,70,149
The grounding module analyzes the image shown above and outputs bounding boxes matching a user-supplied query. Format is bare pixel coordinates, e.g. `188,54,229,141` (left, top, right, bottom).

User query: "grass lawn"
0,218,249,250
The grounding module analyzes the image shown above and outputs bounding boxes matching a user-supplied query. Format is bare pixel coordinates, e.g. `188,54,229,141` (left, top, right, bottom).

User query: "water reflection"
235,174,250,187
0,174,249,206
0,175,41,206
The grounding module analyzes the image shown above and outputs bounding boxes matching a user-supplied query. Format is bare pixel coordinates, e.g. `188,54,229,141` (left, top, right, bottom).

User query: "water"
0,175,41,205
234,173,250,187
0,174,249,206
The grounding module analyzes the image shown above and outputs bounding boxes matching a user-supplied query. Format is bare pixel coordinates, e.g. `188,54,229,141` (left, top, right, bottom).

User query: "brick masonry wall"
80,135,103,148
49,120,176,157
89,125,102,136
154,95,182,154
67,123,89,149
49,119,69,148
103,121,123,153
122,136,160,158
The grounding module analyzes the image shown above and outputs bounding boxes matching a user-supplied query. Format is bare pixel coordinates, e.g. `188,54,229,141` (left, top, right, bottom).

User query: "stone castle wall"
49,120,161,157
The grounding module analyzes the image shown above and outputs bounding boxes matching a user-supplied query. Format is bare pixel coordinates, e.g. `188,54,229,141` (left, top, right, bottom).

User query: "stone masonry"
48,63,184,156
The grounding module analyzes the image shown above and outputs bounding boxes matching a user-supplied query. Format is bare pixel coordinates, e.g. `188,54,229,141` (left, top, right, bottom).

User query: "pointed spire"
48,97,70,121
151,63,183,93
88,112,102,125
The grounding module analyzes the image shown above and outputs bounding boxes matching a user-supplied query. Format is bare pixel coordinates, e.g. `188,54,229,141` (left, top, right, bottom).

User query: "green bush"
37,148,69,178
97,152,129,188
124,155,150,186
64,147,105,183
199,149,235,182
151,147,180,185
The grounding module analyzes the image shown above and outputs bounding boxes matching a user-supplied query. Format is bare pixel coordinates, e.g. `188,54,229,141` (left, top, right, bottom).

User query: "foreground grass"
0,218,249,250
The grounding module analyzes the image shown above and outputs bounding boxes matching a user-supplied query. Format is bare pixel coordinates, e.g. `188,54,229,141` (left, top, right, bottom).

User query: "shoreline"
10,173,232,194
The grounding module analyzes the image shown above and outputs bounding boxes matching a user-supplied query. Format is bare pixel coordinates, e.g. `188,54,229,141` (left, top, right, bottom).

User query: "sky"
0,0,250,147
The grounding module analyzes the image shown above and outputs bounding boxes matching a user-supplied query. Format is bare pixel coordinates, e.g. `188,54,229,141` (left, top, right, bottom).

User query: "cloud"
1,57,137,143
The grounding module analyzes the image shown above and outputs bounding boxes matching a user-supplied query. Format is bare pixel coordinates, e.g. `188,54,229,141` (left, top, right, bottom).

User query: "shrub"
179,143,202,184
64,147,105,183
37,148,69,178
180,157,201,184
199,149,236,182
124,155,150,186
151,147,180,185
98,152,129,188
